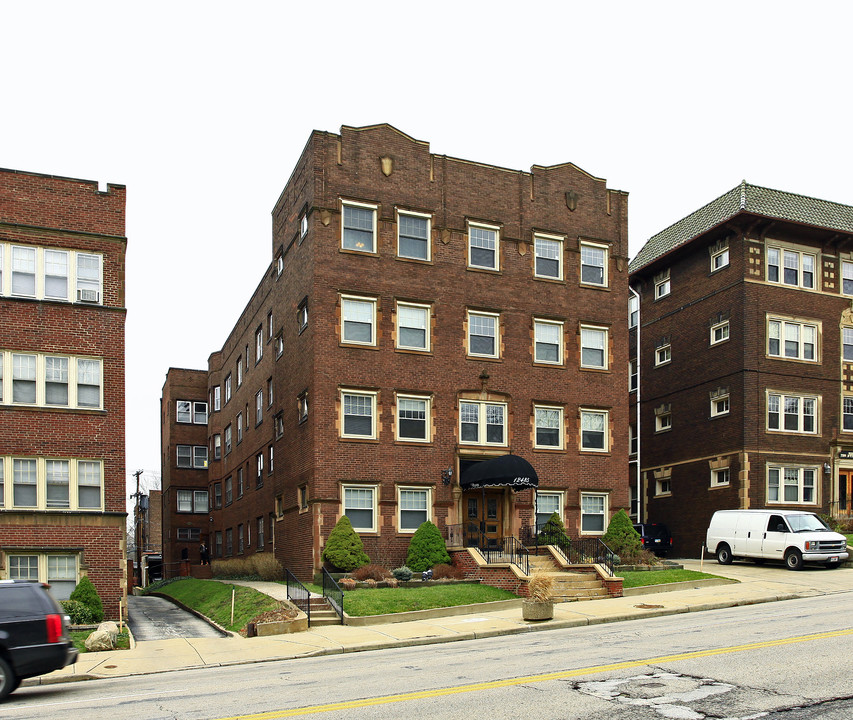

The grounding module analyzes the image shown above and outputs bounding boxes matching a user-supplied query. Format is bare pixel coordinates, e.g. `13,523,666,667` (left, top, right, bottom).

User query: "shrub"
602,509,642,558
362,578,377,588
61,599,96,625
339,577,357,591
527,571,555,602
819,514,842,532
69,575,104,622
538,512,571,548
385,578,399,588
432,563,464,580
392,566,413,581
210,555,284,580
251,554,283,580
322,516,370,571
351,564,390,581
405,521,450,572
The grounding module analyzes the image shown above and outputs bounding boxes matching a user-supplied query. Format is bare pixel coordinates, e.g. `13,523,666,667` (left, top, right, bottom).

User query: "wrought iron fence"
285,569,310,625
519,523,616,577
321,568,344,623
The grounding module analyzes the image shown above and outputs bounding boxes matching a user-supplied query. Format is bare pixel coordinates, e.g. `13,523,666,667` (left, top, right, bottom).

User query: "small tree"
405,521,451,572
538,512,571,548
69,575,104,623
322,516,370,571
602,508,642,557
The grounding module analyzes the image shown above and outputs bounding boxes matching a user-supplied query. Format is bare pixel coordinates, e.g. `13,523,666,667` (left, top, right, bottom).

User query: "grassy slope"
340,584,518,616
619,569,723,589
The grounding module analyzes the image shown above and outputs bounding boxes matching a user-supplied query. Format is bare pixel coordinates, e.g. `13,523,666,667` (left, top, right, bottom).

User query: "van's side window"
768,515,787,532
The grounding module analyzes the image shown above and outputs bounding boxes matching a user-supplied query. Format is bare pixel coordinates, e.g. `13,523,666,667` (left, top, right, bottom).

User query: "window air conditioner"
78,288,100,303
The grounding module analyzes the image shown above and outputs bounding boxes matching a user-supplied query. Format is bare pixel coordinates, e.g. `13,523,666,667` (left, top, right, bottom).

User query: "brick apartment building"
162,124,630,579
629,182,853,555
0,168,127,617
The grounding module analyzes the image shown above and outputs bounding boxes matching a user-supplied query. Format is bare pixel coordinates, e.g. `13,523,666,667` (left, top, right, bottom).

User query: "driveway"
679,557,853,595
127,594,226,640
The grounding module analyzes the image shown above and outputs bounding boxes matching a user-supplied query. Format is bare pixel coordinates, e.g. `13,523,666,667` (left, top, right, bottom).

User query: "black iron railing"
285,569,310,625
519,523,616,577
321,568,344,624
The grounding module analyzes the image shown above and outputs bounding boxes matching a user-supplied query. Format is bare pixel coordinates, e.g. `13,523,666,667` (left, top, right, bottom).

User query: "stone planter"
521,599,554,621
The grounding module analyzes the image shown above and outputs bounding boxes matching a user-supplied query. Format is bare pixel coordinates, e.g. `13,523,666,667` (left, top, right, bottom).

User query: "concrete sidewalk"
28,561,853,687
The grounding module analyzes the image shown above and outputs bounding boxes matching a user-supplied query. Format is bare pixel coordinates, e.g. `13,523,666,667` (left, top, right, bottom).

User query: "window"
236,412,243,443
654,271,671,299
298,391,308,423
298,486,308,511
655,411,672,432
844,261,853,295
766,247,815,289
225,476,233,505
45,356,68,406
44,250,68,300
656,475,672,496
396,302,430,351
342,296,376,345
397,395,429,442
580,493,607,534
177,445,192,468
844,328,853,362
256,452,264,487
213,482,222,509
398,487,430,531
468,311,499,358
767,392,817,434
193,401,208,424
267,311,273,341
12,354,36,403
175,400,196,424
580,326,608,369
276,253,284,277
298,298,308,333
236,358,243,387
215,531,223,558
655,344,671,367
213,386,221,412
177,528,200,541
4,353,102,409
225,528,233,556
76,253,102,302
711,321,730,345
534,319,562,364
768,465,816,504
534,234,562,280
397,211,430,261
767,319,817,361
224,425,232,455
629,359,638,392
193,446,208,468
8,554,78,601
1,245,101,303
534,406,563,449
238,524,244,554
711,394,730,417
255,390,263,425
343,485,377,532
535,492,562,528
11,246,36,296
255,327,263,363
267,377,273,407
213,434,221,460
844,397,853,431
580,409,608,451
341,391,376,439
224,374,232,404
13,458,36,507
711,246,729,272
460,400,506,445
268,444,274,474
275,333,284,358
177,489,208,513
257,516,265,549
579,242,607,287
274,412,284,439
629,425,638,455
468,223,499,270
300,211,309,239
711,468,730,487
342,201,377,253
628,295,639,328
76,359,101,408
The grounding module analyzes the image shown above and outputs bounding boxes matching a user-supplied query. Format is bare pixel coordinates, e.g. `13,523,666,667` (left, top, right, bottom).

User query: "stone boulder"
84,628,114,652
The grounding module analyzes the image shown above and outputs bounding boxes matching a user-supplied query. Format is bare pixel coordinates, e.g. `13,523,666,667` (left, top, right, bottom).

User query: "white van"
706,509,849,570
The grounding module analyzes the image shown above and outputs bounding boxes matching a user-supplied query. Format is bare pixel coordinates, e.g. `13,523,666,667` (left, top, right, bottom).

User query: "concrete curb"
343,598,524,625
622,577,737,596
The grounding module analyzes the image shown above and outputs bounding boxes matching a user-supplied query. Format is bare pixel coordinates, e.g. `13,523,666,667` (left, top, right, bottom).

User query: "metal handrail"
321,568,344,623
285,569,310,625
520,523,616,577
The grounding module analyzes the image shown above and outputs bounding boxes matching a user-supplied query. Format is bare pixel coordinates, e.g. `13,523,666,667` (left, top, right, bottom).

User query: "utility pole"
132,469,144,587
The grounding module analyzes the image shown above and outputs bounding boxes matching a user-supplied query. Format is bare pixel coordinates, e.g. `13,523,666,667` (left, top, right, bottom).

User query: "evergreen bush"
391,566,413,581
538,512,571,548
602,508,642,557
405,521,450,571
322,516,370,571
69,575,104,622
60,599,96,625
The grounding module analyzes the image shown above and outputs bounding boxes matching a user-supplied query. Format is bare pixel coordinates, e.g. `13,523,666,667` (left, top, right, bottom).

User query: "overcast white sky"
3,2,853,502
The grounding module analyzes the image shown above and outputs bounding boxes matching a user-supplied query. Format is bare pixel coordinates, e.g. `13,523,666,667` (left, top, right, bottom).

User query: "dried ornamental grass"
527,571,555,602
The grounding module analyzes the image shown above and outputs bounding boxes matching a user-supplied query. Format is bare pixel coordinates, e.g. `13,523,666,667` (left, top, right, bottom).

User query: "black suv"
0,580,78,700
633,523,673,556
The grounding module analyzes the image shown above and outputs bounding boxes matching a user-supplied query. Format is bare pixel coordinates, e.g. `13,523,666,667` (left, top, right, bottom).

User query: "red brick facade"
163,125,630,581
0,168,127,617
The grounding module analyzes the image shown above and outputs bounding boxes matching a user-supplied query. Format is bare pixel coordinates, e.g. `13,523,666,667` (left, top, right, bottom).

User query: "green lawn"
845,534,853,547
70,630,130,653
340,583,517,616
620,569,723,589
150,578,282,632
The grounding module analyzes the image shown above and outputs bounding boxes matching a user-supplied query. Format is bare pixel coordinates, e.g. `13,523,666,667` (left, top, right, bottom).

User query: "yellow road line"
215,627,853,719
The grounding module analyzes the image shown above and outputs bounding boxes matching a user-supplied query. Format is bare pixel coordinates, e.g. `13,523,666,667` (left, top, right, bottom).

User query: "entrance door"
839,470,853,517
463,490,504,549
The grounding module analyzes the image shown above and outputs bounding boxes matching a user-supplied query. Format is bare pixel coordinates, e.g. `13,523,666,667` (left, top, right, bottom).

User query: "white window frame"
298,392,308,423
767,465,817,505
341,200,377,254
533,319,563,365
193,445,207,468
843,396,853,432
397,486,431,533
767,318,818,362
655,275,671,299
467,222,500,271
843,327,853,362
711,395,730,417
580,409,609,452
255,390,263,425
236,358,243,387
766,246,816,290
535,491,564,528
534,233,563,280
3,353,103,410
1,244,103,304
534,405,563,449
0,457,104,511
224,374,232,404
843,260,853,296
224,425,232,455
711,321,730,345
7,553,79,601
396,209,431,261
342,484,378,532
711,468,730,487
467,310,500,358
396,394,430,443
711,247,729,272
255,327,263,363
655,344,671,367
213,386,221,412
655,476,672,496
396,302,431,352
628,294,639,329
579,241,608,288
767,391,818,434
580,325,608,370
655,412,672,432
341,295,377,346
459,400,507,447
629,425,638,455
341,390,377,440
629,359,638,392
580,492,608,535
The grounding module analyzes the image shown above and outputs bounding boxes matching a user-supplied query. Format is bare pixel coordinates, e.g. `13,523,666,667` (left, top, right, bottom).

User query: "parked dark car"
633,523,673,556
0,580,78,700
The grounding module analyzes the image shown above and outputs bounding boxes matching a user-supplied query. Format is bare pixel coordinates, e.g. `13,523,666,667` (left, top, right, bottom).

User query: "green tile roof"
629,181,853,274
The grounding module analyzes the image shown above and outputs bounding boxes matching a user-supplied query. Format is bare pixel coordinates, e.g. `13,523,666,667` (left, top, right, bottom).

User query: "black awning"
459,454,539,490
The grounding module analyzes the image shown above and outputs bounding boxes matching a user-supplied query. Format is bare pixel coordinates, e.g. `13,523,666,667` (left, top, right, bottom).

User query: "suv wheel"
785,549,803,571
716,544,733,565
0,656,16,701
